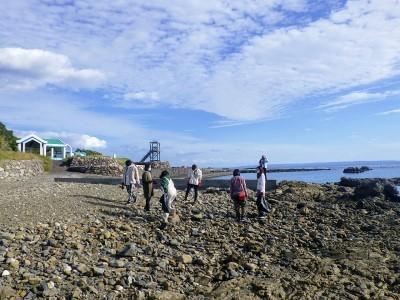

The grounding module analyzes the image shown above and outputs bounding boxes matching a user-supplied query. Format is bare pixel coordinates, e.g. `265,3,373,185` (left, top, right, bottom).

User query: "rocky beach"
0,176,399,299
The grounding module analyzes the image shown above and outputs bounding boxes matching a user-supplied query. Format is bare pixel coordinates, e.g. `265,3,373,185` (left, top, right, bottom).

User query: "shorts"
232,195,246,207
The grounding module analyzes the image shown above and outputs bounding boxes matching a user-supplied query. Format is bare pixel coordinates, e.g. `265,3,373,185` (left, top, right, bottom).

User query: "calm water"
215,161,400,184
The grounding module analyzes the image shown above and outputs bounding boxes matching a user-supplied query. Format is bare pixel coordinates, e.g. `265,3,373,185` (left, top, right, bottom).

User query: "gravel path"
0,175,154,230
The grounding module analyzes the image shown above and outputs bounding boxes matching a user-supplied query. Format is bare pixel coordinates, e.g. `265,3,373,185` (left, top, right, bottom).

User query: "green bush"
0,122,17,151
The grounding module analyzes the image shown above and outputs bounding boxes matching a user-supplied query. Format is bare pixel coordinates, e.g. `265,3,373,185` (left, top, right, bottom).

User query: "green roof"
45,138,65,145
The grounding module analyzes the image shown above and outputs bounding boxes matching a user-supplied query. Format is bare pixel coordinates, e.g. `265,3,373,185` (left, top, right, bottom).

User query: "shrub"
0,122,17,151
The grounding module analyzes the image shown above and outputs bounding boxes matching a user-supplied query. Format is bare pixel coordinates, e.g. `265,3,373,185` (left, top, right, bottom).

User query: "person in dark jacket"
142,164,154,211
230,169,248,222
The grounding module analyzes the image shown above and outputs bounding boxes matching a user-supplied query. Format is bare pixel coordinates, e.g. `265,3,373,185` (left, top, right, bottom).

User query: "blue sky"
0,0,400,166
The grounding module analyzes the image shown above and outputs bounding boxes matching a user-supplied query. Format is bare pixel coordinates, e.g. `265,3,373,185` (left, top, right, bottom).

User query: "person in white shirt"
256,167,270,218
184,164,203,202
121,160,140,204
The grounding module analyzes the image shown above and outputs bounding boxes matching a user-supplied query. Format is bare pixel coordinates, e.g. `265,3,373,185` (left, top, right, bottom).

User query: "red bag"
237,191,246,201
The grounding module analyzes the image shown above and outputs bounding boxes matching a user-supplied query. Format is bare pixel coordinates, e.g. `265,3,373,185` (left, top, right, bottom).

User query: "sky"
0,0,400,167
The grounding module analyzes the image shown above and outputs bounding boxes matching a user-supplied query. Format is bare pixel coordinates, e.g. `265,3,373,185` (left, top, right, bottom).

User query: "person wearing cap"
185,164,203,202
121,159,140,204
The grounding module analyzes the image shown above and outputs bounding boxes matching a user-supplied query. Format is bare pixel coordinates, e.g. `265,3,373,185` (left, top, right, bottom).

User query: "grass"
0,150,52,172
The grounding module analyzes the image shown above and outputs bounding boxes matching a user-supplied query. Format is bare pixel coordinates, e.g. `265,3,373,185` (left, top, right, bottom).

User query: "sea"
215,161,400,186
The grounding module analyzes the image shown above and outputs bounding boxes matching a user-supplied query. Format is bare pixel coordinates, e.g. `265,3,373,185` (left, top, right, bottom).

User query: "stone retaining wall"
0,160,44,179
69,157,124,176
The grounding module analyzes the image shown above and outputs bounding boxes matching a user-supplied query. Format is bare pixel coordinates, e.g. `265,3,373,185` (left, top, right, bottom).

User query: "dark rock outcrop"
343,166,372,173
339,177,400,202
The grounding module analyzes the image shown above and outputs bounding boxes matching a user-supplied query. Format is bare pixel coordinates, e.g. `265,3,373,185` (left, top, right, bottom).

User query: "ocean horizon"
216,160,400,184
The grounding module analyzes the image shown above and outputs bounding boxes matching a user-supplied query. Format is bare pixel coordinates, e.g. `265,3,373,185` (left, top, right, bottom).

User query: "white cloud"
70,134,107,149
377,108,400,116
319,90,400,112
124,91,160,101
0,48,105,90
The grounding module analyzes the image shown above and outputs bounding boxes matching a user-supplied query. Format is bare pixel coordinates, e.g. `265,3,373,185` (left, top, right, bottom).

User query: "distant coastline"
240,167,331,173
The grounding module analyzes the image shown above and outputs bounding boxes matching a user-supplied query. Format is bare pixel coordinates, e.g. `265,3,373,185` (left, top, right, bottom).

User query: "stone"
109,259,126,268
77,263,90,274
93,266,105,276
72,287,82,299
244,262,258,272
177,254,192,264
63,264,72,275
7,258,19,269
152,291,185,300
115,285,124,292
28,276,41,285
117,243,137,257
103,231,112,239
0,286,16,299
47,281,55,289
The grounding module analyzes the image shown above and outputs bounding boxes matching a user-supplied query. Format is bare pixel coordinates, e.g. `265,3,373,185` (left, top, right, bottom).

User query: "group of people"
120,155,269,228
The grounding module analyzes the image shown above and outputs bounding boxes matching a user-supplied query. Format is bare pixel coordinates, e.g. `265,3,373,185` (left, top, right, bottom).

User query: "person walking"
121,159,140,204
259,155,268,175
159,170,177,229
142,164,154,211
185,164,203,202
256,167,270,218
230,169,248,222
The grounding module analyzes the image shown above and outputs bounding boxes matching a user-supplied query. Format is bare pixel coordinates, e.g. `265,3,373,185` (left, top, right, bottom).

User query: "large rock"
343,166,372,173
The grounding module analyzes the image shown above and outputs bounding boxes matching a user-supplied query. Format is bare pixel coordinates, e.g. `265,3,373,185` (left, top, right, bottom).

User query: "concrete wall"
0,160,44,179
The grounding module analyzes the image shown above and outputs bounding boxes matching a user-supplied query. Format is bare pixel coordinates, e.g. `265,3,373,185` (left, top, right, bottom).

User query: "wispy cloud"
319,90,400,112
377,108,400,116
6,0,400,121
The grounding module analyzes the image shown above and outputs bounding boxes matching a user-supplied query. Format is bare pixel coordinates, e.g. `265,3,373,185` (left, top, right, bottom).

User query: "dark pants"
256,193,270,216
185,184,199,201
144,196,151,211
232,195,246,221
160,194,170,213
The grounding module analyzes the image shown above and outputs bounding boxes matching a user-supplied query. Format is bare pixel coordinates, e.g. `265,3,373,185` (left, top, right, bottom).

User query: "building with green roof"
16,134,72,160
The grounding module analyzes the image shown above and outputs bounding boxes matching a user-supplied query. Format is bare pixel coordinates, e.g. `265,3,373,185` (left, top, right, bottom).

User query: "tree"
0,122,17,151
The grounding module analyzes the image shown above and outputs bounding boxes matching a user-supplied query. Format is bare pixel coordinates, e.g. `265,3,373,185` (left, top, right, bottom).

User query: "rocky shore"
0,176,399,299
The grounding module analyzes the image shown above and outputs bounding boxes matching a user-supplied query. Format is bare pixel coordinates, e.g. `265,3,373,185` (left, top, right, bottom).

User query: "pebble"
63,264,72,275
